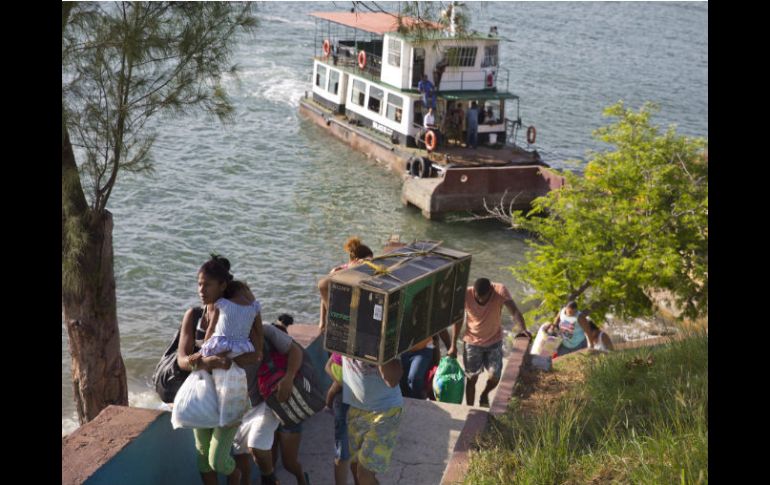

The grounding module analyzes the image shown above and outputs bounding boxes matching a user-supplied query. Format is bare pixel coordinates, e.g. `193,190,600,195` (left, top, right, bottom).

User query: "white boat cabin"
309,12,521,148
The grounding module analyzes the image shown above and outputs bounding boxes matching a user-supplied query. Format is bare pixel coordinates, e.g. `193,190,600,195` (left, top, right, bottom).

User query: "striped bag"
257,340,325,427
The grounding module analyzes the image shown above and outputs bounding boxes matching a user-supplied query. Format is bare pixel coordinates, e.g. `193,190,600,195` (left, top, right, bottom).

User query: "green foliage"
510,102,708,323
465,333,708,484
62,2,256,292
62,1,257,212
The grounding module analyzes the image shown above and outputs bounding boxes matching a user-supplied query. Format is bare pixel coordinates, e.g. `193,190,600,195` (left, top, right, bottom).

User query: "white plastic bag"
212,363,251,427
171,370,220,429
530,324,563,357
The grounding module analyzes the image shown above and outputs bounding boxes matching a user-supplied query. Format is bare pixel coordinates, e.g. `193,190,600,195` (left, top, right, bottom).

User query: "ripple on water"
63,1,707,430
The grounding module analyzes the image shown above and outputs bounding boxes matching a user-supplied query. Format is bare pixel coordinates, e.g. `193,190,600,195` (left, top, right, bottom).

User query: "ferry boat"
298,10,564,219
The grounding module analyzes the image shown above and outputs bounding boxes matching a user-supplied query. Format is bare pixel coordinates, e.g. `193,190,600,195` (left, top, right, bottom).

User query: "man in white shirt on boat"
423,108,436,129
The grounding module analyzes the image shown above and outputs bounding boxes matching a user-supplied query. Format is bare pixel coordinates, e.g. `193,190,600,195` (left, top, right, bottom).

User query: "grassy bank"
465,332,708,484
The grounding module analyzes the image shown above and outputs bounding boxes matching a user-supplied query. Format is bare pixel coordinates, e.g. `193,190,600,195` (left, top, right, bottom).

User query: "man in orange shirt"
448,278,526,407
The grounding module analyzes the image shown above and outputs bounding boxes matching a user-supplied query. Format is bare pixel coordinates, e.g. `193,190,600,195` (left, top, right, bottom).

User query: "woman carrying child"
177,254,264,485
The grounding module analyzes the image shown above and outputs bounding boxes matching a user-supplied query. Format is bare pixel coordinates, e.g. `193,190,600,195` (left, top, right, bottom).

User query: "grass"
464,331,708,484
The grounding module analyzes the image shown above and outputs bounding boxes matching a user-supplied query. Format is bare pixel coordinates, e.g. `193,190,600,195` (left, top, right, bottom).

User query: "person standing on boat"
423,107,436,129
448,278,526,407
418,74,436,109
466,102,480,149
447,103,464,146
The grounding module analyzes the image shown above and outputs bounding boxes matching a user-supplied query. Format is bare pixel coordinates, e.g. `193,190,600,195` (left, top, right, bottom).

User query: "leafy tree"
62,2,256,425
510,102,707,325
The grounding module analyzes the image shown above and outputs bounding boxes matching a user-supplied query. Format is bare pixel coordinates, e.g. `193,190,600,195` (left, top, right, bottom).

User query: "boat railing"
320,48,383,80
437,67,510,92
505,116,522,147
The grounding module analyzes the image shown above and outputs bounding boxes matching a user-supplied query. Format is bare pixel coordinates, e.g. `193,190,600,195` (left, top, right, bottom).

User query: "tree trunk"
63,210,128,424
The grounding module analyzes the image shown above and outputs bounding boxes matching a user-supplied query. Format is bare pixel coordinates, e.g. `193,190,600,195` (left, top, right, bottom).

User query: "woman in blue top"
547,301,590,357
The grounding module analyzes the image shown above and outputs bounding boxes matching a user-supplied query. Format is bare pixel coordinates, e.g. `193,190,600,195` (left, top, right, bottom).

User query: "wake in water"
62,388,167,437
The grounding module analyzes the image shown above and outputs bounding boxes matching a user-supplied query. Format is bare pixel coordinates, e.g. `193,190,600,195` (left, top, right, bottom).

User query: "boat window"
481,45,498,68
386,94,403,123
316,65,327,90
413,100,424,126
446,47,478,67
388,38,401,67
329,70,340,95
351,79,366,106
368,86,384,114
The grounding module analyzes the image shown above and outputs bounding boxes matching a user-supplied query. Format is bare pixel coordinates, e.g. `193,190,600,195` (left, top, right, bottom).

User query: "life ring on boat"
323,39,331,58
526,125,537,145
358,50,367,69
486,72,494,87
425,130,437,151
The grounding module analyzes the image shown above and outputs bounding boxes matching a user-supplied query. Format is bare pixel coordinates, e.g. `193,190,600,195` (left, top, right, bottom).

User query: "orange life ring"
486,72,494,87
358,50,367,69
323,39,331,57
425,130,437,151
526,125,537,144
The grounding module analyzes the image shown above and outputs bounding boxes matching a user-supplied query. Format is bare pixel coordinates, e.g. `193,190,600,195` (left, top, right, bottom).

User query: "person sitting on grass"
547,301,590,357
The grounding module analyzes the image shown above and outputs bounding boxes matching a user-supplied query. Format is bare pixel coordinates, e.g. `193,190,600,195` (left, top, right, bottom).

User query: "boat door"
412,48,425,88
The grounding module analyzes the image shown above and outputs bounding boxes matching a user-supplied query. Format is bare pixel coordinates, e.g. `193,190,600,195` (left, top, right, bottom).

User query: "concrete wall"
63,325,331,485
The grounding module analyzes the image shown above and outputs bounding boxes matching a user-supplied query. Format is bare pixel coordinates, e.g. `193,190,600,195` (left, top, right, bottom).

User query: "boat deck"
326,109,542,168
426,143,543,167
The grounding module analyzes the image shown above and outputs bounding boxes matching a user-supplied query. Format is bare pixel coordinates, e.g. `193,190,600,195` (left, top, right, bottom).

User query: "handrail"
505,117,522,147
320,50,383,81
436,67,509,91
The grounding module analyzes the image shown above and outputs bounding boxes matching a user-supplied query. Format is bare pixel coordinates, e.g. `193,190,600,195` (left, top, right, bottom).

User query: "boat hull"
299,96,565,219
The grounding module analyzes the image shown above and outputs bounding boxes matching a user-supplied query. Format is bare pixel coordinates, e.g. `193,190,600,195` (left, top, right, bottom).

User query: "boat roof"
309,12,441,36
439,90,519,101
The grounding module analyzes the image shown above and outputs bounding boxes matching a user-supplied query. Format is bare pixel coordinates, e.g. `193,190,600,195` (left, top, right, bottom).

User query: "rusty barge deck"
299,95,565,219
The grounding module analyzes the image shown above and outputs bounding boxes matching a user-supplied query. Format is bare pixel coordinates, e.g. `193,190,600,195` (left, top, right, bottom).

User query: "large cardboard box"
324,241,472,364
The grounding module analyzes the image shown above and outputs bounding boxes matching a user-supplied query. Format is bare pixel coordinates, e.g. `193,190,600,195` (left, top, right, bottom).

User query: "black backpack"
152,307,204,403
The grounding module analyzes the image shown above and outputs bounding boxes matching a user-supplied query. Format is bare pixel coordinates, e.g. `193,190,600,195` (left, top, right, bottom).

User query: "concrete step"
272,397,478,485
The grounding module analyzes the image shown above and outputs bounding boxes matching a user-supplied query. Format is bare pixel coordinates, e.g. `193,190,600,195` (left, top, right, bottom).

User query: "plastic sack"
530,324,562,357
212,363,251,427
433,356,465,404
171,369,220,429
